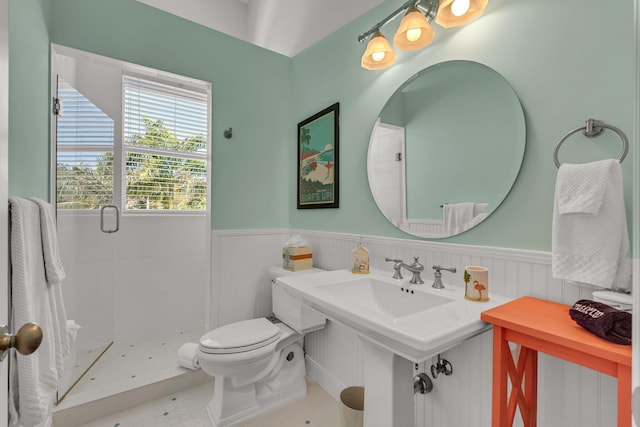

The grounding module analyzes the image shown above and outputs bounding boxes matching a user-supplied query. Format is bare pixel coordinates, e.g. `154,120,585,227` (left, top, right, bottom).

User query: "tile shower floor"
76,376,341,427
56,328,204,410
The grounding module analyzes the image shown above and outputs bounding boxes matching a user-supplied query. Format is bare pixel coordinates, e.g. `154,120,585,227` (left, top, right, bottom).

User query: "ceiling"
136,0,384,57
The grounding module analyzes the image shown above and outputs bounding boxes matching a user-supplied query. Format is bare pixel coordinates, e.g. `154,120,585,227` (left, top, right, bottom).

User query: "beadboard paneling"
210,229,290,329
211,229,619,427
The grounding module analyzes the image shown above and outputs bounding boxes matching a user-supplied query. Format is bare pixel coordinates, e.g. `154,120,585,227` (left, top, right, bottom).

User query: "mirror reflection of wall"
368,60,526,238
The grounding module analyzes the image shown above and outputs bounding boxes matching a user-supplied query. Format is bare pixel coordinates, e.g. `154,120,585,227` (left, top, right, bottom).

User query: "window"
123,75,208,211
55,64,210,213
56,78,115,209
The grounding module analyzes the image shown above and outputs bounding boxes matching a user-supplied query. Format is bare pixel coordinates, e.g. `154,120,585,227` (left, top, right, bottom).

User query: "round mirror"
367,60,525,238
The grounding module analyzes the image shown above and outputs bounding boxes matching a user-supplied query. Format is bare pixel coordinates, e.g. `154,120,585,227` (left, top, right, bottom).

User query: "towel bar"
553,119,629,168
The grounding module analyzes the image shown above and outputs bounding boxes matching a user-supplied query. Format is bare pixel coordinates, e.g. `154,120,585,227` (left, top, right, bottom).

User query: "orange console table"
481,296,631,427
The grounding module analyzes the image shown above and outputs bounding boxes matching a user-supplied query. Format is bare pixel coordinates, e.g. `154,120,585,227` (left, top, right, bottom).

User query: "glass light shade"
361,31,397,70
436,0,488,28
393,6,434,51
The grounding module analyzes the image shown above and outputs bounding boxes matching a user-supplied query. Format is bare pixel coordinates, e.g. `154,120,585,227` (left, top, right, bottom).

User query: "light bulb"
405,28,422,42
362,30,396,70
451,0,470,16
371,51,386,62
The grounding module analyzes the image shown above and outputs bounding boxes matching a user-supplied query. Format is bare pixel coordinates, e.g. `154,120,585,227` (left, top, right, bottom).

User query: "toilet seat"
199,318,281,354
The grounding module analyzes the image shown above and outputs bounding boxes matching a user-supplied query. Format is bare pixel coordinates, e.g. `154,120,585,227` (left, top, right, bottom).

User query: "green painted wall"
50,0,292,230
8,0,51,200
8,0,636,253
290,0,635,252
10,0,292,229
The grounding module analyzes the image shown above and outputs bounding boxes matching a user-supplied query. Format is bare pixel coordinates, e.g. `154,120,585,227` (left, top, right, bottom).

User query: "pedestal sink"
272,269,510,427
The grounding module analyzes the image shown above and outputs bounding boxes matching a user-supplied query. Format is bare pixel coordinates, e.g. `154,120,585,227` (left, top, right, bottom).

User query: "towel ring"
553,119,629,168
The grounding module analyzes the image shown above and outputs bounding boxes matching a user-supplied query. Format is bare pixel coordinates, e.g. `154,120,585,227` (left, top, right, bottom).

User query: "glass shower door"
51,47,210,405
54,75,116,401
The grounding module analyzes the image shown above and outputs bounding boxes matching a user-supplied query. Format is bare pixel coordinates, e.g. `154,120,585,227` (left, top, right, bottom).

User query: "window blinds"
56,78,115,209
123,75,208,211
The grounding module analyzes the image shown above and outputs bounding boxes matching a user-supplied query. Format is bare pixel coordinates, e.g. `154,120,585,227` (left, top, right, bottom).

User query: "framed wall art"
297,103,339,209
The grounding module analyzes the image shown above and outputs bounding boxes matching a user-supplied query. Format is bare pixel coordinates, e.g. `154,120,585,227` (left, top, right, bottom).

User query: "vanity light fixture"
436,0,488,28
361,30,398,70
393,6,434,51
358,0,488,70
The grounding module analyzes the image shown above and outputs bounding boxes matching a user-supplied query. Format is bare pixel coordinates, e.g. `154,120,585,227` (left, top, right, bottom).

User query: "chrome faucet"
385,257,424,285
432,265,456,289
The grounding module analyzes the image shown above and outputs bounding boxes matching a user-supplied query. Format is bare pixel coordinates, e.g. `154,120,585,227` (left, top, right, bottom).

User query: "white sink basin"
274,269,510,362
315,277,452,319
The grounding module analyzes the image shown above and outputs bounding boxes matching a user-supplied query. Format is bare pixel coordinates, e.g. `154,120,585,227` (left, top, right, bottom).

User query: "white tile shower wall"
58,213,116,349
211,229,618,427
112,216,209,342
58,214,210,346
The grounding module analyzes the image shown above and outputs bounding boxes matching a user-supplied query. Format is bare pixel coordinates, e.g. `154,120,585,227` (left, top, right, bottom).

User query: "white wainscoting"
404,219,447,238
211,229,618,427
210,229,290,329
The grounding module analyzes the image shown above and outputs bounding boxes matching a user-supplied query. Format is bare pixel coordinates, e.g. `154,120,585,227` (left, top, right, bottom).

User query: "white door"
0,0,9,424
368,121,405,227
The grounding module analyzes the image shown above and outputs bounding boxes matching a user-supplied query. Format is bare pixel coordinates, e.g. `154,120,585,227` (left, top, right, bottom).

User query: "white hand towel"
28,199,70,386
8,198,69,427
552,160,631,289
443,203,475,235
472,203,489,217
66,320,82,343
462,212,488,232
26,198,70,382
177,343,200,370
28,198,66,285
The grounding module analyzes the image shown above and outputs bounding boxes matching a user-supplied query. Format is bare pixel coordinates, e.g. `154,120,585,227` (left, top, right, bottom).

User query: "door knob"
0,323,43,361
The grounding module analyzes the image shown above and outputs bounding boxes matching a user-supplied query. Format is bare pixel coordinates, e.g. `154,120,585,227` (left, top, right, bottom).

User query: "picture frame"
297,103,339,209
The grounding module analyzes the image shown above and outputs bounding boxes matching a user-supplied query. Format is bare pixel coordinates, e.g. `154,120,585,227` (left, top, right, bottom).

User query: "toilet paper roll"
177,343,200,370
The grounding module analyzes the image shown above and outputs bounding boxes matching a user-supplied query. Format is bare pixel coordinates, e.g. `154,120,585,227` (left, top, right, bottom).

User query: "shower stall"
51,44,211,411
54,214,209,407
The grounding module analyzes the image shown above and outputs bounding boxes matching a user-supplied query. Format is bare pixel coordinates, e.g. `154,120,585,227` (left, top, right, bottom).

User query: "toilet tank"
270,266,327,334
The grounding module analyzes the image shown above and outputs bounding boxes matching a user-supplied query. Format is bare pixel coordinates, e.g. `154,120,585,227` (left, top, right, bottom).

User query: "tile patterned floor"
56,329,204,410
77,376,341,427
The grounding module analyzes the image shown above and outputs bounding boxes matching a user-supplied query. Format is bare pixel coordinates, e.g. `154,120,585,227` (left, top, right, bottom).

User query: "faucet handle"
432,265,456,274
432,265,456,289
385,257,403,279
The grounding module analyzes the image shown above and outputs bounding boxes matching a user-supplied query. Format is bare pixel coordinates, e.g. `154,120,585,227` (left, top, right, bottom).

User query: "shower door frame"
50,54,121,399
49,44,212,402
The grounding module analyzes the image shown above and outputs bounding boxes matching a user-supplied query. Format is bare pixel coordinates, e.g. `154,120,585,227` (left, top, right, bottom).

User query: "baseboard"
305,354,347,403
52,369,209,426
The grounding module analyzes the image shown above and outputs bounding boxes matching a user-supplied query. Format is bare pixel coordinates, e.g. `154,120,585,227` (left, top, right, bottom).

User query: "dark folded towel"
569,299,631,345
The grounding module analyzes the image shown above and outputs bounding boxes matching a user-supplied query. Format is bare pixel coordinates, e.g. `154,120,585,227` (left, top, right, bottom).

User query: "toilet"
198,266,325,427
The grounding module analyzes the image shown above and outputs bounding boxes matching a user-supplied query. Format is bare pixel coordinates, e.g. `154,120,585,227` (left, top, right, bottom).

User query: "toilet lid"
199,318,281,354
